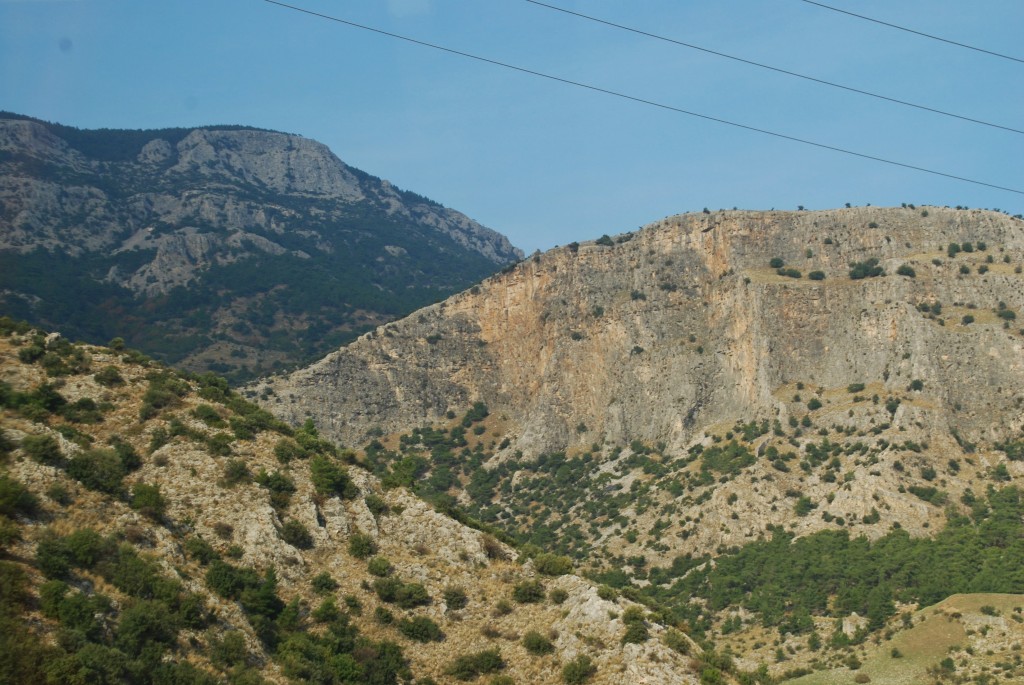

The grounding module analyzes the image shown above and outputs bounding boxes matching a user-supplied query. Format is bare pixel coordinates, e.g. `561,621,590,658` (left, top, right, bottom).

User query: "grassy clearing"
785,593,1024,684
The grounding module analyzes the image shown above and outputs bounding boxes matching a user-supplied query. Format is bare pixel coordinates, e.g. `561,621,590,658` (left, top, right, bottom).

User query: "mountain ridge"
0,112,522,381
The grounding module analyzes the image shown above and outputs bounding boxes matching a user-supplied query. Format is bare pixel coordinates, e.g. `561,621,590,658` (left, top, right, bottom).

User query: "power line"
798,0,1024,65
520,0,1022,136
263,1,1024,197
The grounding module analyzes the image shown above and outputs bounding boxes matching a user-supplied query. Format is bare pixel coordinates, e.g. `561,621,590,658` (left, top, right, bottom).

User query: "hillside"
0,321,740,684
0,112,522,382
249,206,1024,680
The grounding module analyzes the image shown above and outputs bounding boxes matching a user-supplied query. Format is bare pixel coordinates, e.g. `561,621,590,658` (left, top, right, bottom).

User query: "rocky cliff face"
254,206,1024,454
0,113,522,381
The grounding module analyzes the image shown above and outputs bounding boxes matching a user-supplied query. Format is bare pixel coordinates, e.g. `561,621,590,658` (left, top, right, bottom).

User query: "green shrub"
67,448,126,494
311,596,340,623
849,258,884,279
221,459,250,486
444,586,468,610
21,433,63,466
17,344,45,365
622,619,649,644
93,366,124,387
130,483,167,520
447,648,504,681
209,630,248,670
310,572,338,594
397,615,443,642
512,580,545,604
794,496,817,516
807,398,822,411
348,532,377,559
64,528,109,568
0,475,39,519
699,441,755,475
562,654,597,684
185,537,219,565
663,628,691,654
595,235,614,247
109,438,141,471
534,553,573,576
847,383,865,393
254,469,295,509
365,493,390,516
769,257,785,268
549,588,569,604
190,405,222,428
776,267,802,279
962,314,975,325
372,577,431,608
46,482,72,506
273,438,307,464
139,374,188,420
36,533,73,578
205,560,260,600
523,630,554,655
279,520,313,549
896,264,916,278
310,455,358,499
368,556,393,577
808,270,825,280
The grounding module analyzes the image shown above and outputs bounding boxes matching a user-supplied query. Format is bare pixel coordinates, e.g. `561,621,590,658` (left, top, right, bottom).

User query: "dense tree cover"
13,527,218,684
643,486,1024,634
18,523,412,684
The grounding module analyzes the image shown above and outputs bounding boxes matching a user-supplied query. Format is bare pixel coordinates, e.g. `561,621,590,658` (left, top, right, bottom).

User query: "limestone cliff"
254,206,1024,455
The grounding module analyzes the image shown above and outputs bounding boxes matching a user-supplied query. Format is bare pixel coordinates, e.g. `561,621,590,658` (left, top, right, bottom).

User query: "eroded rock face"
255,207,1024,454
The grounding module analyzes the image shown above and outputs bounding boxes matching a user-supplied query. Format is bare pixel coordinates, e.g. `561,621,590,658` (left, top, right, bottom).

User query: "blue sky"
2,0,1022,253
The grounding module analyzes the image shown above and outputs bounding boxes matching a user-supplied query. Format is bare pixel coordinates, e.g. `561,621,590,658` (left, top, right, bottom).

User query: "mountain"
0,322,733,685
0,112,522,382
250,206,1024,680
251,206,1024,454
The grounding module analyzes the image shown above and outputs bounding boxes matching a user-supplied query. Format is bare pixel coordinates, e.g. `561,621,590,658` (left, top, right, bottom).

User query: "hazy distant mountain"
0,111,522,381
